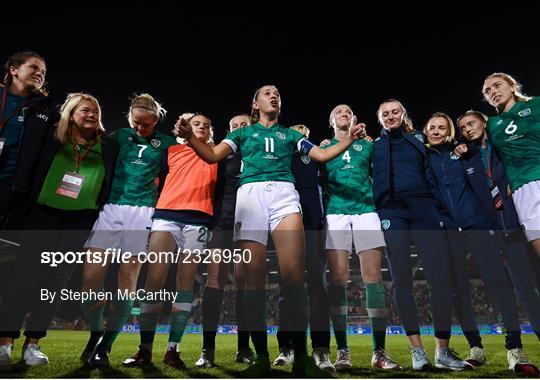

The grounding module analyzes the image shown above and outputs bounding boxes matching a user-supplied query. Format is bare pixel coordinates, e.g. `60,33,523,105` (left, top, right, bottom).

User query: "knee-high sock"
280,284,308,358
101,296,134,350
168,290,193,346
243,290,268,357
366,282,387,351
139,297,164,350
202,287,224,350
235,289,250,350
329,284,348,349
81,298,106,333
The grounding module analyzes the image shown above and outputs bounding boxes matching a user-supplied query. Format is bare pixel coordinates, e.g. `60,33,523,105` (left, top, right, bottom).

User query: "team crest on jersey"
496,120,504,126
252,133,259,138
301,155,311,164
518,108,531,117
353,144,363,152
151,139,161,148
276,132,286,140
381,219,391,230
414,133,424,143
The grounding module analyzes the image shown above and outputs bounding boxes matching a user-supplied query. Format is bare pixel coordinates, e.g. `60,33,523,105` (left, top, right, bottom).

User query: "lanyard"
0,88,30,129
484,144,493,180
71,127,95,173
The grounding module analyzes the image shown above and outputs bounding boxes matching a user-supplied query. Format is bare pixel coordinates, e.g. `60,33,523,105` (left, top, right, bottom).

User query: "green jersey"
108,128,176,207
487,97,540,191
223,122,313,186
322,138,375,215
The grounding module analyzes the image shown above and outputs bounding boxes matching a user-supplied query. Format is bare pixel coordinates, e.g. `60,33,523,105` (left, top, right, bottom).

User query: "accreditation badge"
56,171,85,199
490,184,503,210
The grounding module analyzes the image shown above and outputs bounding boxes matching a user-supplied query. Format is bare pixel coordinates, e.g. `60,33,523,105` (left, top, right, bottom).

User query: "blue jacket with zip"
372,127,446,210
459,142,522,232
426,142,493,229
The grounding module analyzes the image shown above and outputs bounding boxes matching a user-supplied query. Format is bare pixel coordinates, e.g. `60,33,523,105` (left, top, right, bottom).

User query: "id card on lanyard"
0,88,30,156
484,144,503,210
56,128,95,199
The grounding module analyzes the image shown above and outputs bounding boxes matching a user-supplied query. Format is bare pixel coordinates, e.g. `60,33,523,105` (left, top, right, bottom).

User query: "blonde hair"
377,99,414,132
484,72,532,105
176,113,214,145
127,93,166,125
290,124,310,138
56,93,105,144
423,111,455,142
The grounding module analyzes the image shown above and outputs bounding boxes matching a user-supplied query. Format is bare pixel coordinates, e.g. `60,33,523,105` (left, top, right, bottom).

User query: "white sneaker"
312,347,335,374
273,347,294,366
23,343,49,366
507,348,539,376
465,346,487,367
334,348,352,371
0,344,12,372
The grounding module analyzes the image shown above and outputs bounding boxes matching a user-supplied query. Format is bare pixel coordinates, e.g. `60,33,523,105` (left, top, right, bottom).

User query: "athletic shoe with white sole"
23,344,49,366
435,347,473,371
334,348,352,371
312,347,336,374
0,344,12,372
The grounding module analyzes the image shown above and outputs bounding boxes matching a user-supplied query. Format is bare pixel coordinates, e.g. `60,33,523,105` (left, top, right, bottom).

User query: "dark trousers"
0,205,97,339
447,224,523,349
277,228,330,350
379,197,454,340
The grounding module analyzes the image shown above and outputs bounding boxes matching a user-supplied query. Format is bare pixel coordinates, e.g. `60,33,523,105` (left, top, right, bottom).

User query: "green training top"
223,122,310,186
37,143,104,210
487,96,540,191
107,128,176,207
323,138,376,215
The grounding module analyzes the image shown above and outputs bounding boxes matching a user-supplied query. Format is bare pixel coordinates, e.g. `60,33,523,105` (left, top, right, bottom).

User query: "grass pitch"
1,331,538,378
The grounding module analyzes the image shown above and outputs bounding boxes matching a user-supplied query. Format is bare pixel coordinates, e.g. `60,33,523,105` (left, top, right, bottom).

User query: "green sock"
81,298,106,332
101,297,134,350
329,284,348,349
139,297,164,347
282,284,308,358
366,281,388,351
243,289,269,357
168,290,193,344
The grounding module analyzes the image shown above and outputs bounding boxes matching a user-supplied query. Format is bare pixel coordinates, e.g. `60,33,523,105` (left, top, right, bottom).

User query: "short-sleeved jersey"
488,97,540,191
107,128,176,207
323,138,376,215
223,122,313,186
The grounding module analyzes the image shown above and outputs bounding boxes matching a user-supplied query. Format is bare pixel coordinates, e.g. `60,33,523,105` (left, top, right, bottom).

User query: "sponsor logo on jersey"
353,144,363,152
381,219,391,230
151,139,161,148
518,108,531,117
496,120,504,126
276,132,286,140
36,113,48,122
414,133,424,143
301,155,311,164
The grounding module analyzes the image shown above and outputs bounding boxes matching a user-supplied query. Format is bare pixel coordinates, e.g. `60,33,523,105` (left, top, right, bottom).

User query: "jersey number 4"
264,137,275,153
342,150,351,163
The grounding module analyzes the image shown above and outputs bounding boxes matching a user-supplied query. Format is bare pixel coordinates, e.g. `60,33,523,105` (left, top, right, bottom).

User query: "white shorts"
325,213,386,253
150,219,209,252
234,181,302,246
513,180,540,242
85,204,153,257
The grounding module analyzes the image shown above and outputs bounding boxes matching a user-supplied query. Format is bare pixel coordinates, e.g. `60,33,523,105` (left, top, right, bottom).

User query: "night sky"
5,2,539,144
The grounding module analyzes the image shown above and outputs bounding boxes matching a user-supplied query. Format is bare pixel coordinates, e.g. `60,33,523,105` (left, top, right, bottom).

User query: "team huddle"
0,50,539,377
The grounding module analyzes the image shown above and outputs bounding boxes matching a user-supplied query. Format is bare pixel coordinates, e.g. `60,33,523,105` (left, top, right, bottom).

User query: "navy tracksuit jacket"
372,127,454,338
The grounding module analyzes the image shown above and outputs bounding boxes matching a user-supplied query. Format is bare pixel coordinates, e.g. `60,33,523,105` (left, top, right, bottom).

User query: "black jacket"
21,127,119,214
2,87,61,195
